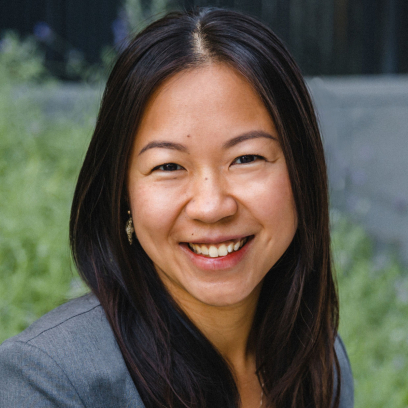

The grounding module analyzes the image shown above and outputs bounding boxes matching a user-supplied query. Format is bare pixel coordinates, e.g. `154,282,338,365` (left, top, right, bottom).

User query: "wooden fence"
1,0,407,77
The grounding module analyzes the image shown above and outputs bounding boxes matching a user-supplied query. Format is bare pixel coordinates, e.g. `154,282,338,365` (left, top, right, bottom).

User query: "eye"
153,163,183,172
232,155,264,165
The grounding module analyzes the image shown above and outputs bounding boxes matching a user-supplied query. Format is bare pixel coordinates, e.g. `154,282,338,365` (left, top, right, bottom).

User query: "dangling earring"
126,210,134,245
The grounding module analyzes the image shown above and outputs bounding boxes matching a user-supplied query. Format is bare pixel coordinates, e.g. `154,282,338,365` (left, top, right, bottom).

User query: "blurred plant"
0,86,91,340
124,0,170,34
32,20,114,83
0,43,92,342
0,32,46,84
65,48,110,83
65,49,86,78
332,209,408,407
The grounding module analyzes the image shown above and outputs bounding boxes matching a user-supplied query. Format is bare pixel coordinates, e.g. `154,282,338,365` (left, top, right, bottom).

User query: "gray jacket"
0,294,354,407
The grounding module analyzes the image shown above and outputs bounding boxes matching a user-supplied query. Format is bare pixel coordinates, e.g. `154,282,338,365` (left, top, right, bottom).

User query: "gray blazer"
0,294,354,407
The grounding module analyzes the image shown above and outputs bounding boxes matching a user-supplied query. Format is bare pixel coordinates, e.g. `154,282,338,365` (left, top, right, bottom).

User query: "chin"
191,284,258,308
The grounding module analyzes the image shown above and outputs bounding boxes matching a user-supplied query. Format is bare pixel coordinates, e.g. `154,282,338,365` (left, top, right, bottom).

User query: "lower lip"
179,238,253,271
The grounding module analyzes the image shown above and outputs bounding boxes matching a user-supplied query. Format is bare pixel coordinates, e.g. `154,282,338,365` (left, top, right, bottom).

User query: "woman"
0,8,353,408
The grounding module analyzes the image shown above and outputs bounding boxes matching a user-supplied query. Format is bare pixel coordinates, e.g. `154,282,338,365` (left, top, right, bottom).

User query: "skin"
127,63,297,407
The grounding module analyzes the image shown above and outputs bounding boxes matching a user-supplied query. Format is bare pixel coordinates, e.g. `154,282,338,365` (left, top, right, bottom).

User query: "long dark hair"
70,8,339,408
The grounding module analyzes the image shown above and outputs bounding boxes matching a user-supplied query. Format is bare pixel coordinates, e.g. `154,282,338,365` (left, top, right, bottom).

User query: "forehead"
133,63,276,146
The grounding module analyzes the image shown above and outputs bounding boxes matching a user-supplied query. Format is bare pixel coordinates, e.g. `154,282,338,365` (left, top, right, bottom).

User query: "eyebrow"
222,130,278,149
138,141,188,156
138,130,277,156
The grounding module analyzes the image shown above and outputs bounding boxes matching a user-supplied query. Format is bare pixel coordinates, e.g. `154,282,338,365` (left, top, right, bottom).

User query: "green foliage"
0,32,45,84
64,46,115,83
0,36,92,342
125,0,171,33
332,210,408,407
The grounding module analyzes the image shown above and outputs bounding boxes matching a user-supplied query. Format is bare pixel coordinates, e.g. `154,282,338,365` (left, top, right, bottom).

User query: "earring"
126,210,134,245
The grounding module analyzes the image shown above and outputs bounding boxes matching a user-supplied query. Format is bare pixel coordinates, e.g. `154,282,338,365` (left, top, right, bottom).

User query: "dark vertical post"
45,0,66,76
361,0,383,74
274,0,291,44
396,0,408,72
221,0,235,9
184,0,195,10
235,0,262,19
382,0,397,73
333,0,349,74
261,0,277,31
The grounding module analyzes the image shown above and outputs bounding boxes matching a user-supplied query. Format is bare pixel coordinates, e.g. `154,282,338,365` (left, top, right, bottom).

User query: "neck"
165,281,265,408
173,283,262,374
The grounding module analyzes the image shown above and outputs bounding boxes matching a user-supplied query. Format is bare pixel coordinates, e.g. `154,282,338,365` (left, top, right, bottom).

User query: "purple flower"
33,22,53,42
112,11,129,50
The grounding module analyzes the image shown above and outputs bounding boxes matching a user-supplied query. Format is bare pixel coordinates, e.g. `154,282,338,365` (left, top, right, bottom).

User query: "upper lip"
181,234,253,245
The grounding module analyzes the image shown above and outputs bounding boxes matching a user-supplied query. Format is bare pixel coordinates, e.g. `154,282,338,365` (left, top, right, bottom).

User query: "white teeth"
188,237,249,258
218,244,228,256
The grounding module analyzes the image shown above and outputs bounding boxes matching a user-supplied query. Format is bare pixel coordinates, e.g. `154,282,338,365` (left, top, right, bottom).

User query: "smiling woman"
0,7,353,408
128,64,297,311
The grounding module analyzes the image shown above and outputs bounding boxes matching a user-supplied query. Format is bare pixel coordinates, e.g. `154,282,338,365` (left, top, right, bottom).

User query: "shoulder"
3,293,103,345
334,336,354,408
0,294,145,408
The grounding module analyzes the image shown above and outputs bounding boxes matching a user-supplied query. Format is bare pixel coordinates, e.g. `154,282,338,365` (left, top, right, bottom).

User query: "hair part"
192,21,211,61
70,7,340,408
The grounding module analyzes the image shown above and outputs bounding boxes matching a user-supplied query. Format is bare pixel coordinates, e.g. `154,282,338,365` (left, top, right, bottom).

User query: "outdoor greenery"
125,0,170,32
332,212,408,407
1,33,408,408
0,33,90,339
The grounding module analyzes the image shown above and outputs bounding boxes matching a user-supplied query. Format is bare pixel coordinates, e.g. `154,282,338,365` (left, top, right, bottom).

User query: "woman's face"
127,63,297,308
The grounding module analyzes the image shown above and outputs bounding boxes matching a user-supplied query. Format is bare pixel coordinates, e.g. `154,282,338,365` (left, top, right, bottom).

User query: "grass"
1,33,407,407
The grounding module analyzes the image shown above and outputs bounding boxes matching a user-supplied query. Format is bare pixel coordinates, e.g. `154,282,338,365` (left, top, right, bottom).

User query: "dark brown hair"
70,8,339,408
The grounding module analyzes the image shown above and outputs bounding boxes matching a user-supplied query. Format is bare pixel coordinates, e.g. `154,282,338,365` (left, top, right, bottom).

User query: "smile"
187,237,250,258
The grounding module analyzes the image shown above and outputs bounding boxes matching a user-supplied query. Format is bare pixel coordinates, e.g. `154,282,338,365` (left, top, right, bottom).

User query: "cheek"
240,168,297,228
128,182,182,243
130,184,159,239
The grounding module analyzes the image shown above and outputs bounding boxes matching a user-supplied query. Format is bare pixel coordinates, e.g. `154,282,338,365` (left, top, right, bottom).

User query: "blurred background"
0,0,407,406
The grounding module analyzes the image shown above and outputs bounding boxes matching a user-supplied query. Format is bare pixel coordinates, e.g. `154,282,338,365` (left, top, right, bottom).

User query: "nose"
185,173,238,224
